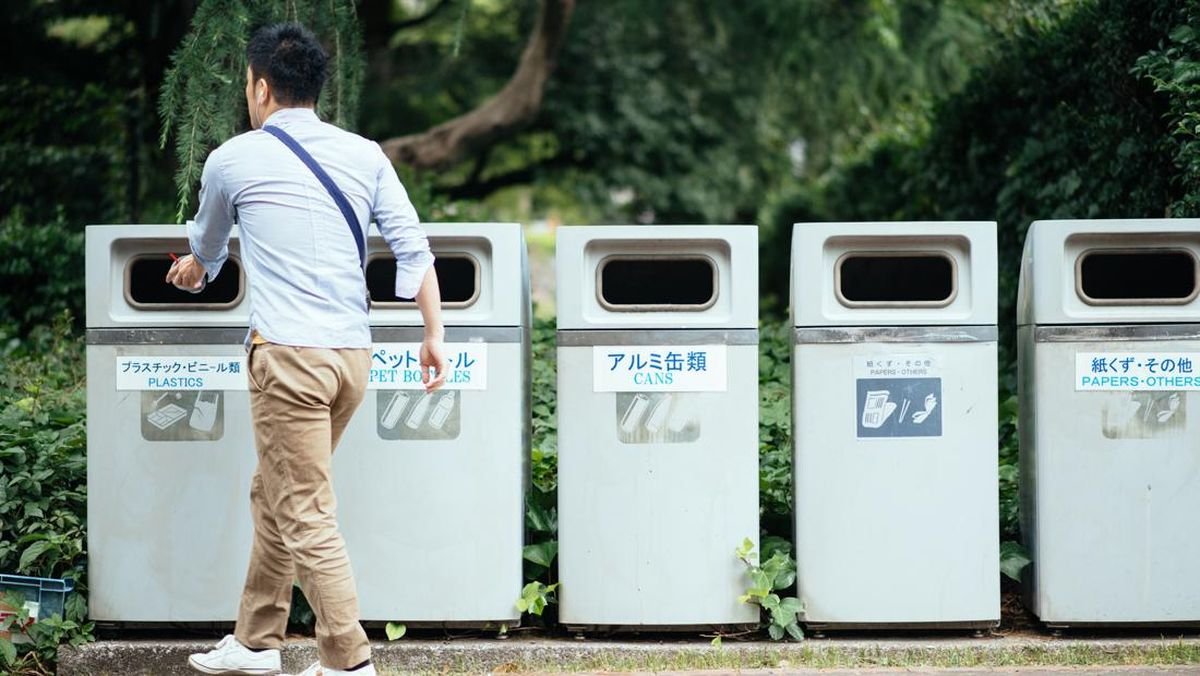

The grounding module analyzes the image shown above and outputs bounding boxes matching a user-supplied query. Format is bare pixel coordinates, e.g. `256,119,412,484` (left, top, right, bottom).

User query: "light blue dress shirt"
188,107,434,349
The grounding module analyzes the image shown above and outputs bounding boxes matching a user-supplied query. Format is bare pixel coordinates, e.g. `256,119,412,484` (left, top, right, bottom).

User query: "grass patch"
380,640,1200,674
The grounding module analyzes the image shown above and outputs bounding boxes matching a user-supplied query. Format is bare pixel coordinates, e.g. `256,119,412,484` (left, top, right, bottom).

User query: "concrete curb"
58,635,1200,675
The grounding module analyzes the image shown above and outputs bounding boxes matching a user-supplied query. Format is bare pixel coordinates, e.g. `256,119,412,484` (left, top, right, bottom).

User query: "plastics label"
369,343,487,390
116,356,247,390
592,345,727,392
1075,352,1200,391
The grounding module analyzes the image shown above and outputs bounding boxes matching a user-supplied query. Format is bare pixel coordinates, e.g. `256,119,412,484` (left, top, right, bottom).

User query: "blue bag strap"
262,125,366,268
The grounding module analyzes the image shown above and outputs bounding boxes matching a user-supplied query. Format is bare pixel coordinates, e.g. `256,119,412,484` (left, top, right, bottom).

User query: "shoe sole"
187,656,280,675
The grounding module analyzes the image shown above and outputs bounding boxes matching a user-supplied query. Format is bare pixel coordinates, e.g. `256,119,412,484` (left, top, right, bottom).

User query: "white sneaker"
188,634,282,675
289,661,376,676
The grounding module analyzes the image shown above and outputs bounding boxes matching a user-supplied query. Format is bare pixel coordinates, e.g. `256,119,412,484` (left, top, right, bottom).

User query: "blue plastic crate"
0,573,74,623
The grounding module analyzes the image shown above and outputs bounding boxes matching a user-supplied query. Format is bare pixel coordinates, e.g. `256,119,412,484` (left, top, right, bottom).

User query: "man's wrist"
424,326,445,341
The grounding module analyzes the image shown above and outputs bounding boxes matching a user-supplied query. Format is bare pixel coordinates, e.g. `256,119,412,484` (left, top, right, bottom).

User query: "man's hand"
164,254,207,291
420,336,448,392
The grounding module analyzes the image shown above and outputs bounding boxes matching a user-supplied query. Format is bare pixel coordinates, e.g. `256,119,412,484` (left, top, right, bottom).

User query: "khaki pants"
234,343,371,670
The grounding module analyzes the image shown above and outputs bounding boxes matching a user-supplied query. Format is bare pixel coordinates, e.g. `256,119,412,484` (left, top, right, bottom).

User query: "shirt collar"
263,107,319,126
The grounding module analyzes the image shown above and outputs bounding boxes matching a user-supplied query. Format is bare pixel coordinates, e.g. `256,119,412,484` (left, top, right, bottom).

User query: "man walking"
169,23,446,676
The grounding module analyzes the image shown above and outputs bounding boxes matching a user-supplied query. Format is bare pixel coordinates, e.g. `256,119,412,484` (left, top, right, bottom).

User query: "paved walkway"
59,634,1200,675
601,670,1200,675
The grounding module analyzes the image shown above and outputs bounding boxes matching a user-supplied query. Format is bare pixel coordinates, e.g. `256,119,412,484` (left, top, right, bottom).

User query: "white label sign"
1076,352,1200,391
854,354,941,378
592,345,727,392
116,357,248,390
369,343,487,390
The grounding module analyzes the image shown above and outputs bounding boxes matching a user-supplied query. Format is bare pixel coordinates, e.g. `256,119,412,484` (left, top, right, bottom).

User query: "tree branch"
381,0,576,170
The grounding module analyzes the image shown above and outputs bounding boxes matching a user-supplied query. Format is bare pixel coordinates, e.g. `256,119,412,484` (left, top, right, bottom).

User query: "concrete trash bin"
86,224,254,623
1018,218,1200,628
791,221,1000,631
555,225,760,630
336,223,530,626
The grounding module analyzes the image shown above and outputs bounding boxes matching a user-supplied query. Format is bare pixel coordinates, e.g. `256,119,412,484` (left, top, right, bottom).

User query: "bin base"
364,620,522,631
93,619,523,634
802,620,999,633
1041,620,1200,631
564,622,758,636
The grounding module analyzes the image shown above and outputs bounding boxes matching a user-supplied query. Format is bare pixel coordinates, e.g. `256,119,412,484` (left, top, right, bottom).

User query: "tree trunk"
380,0,575,170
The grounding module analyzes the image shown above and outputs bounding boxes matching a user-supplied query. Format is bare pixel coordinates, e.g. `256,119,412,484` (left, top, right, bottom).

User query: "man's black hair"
246,23,328,106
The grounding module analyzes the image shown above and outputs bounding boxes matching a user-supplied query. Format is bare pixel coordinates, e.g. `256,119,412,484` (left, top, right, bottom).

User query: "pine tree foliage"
158,0,364,221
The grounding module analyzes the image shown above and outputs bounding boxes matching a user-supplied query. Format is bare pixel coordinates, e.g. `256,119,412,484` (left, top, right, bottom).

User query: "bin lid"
1017,219,1200,326
555,225,758,331
791,221,997,328
366,222,528,329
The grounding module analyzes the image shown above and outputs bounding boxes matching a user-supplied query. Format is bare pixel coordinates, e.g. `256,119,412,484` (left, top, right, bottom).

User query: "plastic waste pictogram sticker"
140,390,225,441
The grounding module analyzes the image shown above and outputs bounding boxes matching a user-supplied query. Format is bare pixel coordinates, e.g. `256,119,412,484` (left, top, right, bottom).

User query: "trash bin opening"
597,255,718,311
125,255,244,309
1076,248,1199,305
835,251,957,307
367,253,480,307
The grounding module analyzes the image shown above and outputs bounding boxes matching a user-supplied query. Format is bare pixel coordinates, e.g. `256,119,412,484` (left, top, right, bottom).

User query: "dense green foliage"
1,1,196,227
766,0,1199,341
0,82,125,227
523,316,559,615
758,322,793,538
545,0,1006,224
369,0,1008,224
1135,1,1200,216
0,317,92,673
0,213,86,335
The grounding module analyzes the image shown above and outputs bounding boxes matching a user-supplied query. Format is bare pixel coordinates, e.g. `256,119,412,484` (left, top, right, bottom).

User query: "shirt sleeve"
188,147,236,282
372,144,434,299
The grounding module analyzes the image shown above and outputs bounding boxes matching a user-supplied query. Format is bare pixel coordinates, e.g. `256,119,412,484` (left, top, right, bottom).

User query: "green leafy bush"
530,315,557,456
0,315,92,673
515,581,559,617
998,395,1030,582
1134,1,1200,216
0,80,125,226
997,395,1020,540
0,212,86,335
522,316,559,621
758,321,793,539
736,538,803,641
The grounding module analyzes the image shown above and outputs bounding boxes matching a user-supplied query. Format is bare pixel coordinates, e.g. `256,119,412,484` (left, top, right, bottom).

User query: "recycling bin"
556,225,759,629
1018,218,1200,627
791,221,1000,630
86,224,254,623
334,222,529,625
